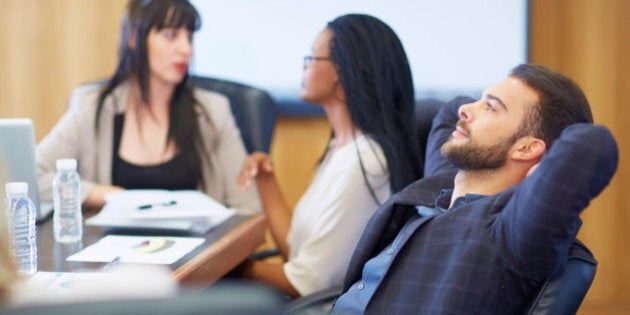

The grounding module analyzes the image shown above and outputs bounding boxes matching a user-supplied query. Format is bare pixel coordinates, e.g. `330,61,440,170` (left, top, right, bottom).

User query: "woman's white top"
284,135,391,295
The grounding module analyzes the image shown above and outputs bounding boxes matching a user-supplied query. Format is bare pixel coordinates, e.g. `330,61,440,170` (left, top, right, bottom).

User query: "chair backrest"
190,76,277,153
525,240,597,315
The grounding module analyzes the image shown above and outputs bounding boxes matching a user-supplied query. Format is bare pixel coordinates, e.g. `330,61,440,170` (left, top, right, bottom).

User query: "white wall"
190,0,527,100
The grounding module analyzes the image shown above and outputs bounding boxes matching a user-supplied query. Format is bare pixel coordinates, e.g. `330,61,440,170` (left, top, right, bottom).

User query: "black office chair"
525,240,597,315
190,76,277,153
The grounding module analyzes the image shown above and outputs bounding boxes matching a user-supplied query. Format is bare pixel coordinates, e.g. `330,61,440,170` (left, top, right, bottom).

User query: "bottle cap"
5,182,28,194
56,158,78,171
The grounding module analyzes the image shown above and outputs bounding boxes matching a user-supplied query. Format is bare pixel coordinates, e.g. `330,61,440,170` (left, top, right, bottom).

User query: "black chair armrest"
525,240,597,315
250,248,281,260
283,286,343,314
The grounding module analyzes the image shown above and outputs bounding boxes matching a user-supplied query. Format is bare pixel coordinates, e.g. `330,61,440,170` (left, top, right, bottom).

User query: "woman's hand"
83,184,124,210
237,152,274,190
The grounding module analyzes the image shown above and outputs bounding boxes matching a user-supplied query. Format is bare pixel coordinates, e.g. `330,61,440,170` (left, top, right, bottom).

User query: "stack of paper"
86,190,235,234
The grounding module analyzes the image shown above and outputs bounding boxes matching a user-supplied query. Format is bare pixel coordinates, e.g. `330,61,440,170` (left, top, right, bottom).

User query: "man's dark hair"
510,64,593,149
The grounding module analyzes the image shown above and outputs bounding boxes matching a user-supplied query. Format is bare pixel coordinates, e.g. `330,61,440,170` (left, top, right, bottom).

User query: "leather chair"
525,240,597,315
190,76,277,153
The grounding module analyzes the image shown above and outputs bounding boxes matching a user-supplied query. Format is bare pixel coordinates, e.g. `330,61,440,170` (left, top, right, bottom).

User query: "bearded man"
331,64,618,314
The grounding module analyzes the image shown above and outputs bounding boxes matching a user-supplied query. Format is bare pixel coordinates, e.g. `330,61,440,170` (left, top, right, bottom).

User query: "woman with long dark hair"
237,14,421,297
37,0,259,214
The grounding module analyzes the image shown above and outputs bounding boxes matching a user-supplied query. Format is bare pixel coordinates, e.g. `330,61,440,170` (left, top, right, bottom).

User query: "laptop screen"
0,119,52,222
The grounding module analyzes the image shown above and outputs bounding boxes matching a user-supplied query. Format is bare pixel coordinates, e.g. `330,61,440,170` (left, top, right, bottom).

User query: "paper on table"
28,271,114,292
15,267,177,306
66,235,205,264
85,190,235,234
104,190,231,219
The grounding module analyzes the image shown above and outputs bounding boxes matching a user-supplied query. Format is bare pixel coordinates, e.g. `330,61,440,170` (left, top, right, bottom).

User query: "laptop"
0,119,53,223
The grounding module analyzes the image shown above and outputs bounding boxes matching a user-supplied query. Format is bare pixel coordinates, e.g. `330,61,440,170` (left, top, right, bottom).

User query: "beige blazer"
37,81,261,214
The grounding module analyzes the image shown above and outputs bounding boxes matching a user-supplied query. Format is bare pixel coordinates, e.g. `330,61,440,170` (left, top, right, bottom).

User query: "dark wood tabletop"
35,211,266,288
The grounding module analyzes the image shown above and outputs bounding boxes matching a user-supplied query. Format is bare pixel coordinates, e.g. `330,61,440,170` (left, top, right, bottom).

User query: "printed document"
66,235,205,264
86,190,235,234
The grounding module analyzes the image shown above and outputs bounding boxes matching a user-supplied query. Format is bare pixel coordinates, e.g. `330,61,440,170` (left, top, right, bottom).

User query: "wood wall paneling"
269,116,330,209
0,0,126,140
530,0,630,313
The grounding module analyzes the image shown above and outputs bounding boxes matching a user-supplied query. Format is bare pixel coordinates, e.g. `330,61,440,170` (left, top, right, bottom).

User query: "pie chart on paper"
131,238,176,254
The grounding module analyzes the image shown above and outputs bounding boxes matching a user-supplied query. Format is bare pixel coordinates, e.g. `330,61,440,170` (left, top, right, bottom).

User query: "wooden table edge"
170,214,266,285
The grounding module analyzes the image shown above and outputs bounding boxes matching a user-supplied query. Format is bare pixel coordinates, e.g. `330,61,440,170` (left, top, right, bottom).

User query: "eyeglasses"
303,55,331,67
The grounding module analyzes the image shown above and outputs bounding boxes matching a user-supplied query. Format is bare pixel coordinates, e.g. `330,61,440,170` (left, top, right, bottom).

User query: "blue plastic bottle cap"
6,182,28,194
56,158,78,171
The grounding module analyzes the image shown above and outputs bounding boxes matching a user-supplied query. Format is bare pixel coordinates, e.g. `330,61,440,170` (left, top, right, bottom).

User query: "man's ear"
511,136,546,162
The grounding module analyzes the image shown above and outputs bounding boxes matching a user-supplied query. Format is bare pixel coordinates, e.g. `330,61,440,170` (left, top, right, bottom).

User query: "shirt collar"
415,190,487,217
435,189,487,210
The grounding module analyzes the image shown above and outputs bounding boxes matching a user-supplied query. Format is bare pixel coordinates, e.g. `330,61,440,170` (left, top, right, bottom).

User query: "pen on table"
103,256,121,270
136,200,177,210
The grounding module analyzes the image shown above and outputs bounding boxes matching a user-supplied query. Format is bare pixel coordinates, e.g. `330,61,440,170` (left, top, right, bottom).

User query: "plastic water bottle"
53,158,83,243
4,182,37,276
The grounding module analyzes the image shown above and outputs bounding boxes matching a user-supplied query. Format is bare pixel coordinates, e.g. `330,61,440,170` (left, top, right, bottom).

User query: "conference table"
35,209,266,288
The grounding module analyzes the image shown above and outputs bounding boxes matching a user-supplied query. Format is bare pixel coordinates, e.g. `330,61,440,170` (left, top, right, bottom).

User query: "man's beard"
441,125,518,171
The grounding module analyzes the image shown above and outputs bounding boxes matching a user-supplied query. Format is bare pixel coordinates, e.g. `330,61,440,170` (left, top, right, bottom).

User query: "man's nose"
458,102,474,121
